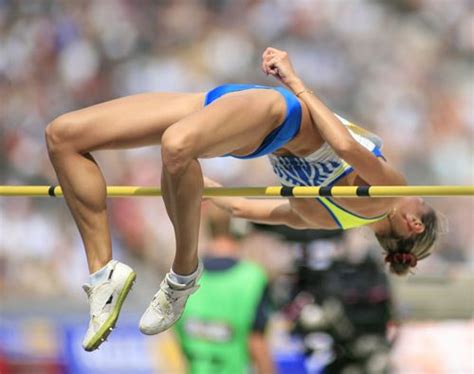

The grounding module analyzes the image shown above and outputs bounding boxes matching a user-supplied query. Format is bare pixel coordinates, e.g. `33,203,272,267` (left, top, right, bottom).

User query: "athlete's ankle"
169,261,201,286
89,259,115,286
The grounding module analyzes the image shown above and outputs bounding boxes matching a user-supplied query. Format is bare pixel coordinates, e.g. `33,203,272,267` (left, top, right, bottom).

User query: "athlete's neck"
369,208,396,235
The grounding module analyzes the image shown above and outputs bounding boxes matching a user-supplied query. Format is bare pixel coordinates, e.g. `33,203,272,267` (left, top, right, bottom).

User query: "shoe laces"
151,279,198,311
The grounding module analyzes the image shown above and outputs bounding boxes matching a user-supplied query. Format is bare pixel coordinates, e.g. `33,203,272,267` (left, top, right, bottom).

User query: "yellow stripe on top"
317,197,388,230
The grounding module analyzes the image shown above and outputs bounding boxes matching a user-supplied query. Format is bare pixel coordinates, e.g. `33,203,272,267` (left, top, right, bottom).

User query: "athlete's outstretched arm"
261,47,406,187
296,90,405,186
203,177,310,229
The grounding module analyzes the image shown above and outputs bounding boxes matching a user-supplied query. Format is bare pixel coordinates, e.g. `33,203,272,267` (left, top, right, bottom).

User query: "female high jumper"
45,47,438,351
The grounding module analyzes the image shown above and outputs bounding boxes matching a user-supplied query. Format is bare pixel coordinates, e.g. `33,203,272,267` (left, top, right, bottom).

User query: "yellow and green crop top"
268,115,388,230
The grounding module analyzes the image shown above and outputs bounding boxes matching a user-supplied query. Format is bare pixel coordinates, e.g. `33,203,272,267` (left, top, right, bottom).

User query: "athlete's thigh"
166,89,285,158
55,92,205,152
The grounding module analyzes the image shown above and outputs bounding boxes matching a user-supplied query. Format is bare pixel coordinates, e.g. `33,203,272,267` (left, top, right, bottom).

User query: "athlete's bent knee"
161,128,195,175
45,113,82,155
45,115,71,154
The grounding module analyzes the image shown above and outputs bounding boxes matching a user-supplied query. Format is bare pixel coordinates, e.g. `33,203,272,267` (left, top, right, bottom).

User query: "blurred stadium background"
0,0,473,373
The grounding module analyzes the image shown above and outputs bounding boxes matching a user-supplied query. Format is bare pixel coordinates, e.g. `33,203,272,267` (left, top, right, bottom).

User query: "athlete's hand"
261,47,303,91
201,176,222,201
203,176,222,188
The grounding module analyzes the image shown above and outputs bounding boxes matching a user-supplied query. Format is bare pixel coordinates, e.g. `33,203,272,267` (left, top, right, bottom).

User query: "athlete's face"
388,197,428,239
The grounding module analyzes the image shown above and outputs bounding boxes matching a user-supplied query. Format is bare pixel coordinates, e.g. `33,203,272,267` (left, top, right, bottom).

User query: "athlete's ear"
408,215,425,234
413,222,425,234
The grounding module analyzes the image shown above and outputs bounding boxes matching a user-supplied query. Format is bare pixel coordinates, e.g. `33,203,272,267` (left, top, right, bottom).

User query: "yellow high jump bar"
0,185,473,198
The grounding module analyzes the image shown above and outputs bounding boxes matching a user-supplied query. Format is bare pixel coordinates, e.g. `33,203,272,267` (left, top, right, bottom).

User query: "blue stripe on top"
204,84,302,159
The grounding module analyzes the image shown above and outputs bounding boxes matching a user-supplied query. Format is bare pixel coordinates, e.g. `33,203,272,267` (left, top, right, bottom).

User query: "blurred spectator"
280,229,392,373
174,206,274,374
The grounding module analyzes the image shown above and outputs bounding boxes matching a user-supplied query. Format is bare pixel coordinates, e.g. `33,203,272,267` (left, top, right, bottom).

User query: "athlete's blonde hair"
376,208,439,275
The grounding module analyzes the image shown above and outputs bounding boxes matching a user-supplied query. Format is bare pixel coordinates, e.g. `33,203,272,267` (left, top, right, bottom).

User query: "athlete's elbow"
230,200,247,218
335,139,359,160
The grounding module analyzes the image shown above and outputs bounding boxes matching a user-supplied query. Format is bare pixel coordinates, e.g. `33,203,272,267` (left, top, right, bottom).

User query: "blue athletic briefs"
204,84,302,159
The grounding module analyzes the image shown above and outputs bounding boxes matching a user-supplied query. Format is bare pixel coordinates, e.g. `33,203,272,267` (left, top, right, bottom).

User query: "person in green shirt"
175,207,275,374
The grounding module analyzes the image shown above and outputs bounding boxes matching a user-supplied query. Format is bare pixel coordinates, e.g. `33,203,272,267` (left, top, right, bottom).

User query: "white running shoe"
139,262,203,335
82,260,136,351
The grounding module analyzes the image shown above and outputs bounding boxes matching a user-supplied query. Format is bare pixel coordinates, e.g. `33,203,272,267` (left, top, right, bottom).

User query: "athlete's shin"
45,122,112,273
161,155,202,276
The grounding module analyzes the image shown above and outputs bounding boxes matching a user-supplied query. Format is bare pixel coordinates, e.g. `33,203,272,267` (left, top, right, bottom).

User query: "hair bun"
385,252,418,267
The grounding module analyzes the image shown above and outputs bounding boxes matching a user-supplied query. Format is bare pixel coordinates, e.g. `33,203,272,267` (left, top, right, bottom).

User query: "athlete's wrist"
287,78,305,94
